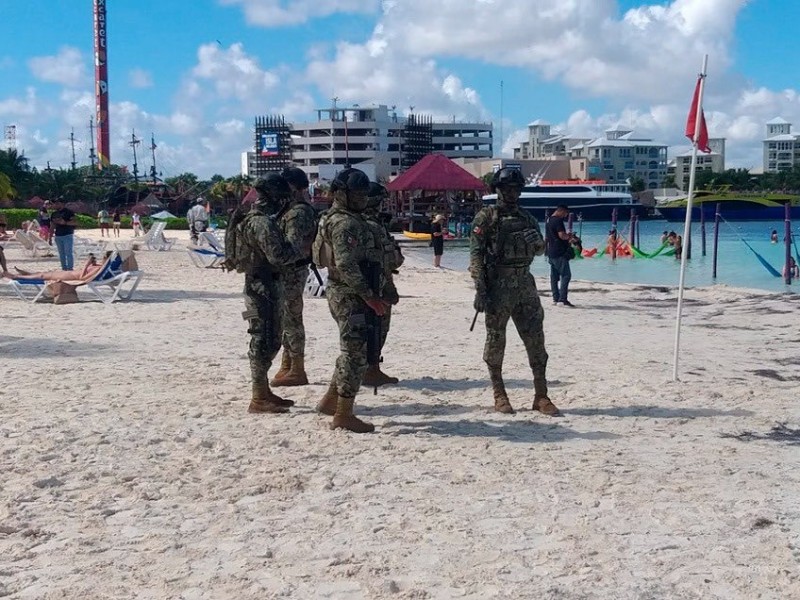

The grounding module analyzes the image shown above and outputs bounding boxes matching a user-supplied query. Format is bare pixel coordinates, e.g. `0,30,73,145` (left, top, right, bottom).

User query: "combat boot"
489,367,514,414
248,379,291,414
533,396,560,416
330,396,375,433
269,352,292,386
532,377,559,416
272,354,310,387
361,364,399,387
316,378,338,416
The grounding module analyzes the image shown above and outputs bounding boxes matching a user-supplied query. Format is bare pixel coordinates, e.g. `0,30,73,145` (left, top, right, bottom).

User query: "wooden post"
712,203,721,279
785,202,793,285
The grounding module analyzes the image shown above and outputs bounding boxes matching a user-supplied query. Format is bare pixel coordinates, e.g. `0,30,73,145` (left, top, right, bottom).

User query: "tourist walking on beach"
50,199,78,271
112,209,121,237
470,167,559,416
313,168,389,433
131,211,142,237
225,174,301,415
546,205,575,307
97,207,111,237
360,181,403,387
270,167,318,388
431,214,445,267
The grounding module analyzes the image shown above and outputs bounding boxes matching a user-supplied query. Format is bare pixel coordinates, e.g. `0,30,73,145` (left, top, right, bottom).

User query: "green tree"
661,175,676,189
0,172,15,199
629,177,646,193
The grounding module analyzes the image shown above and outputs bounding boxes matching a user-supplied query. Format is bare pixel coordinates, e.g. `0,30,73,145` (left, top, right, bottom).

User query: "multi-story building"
763,117,800,173
513,122,668,188
248,104,492,181
670,138,726,190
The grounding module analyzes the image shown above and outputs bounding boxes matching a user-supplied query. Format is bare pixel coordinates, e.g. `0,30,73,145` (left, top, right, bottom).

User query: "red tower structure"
93,0,110,168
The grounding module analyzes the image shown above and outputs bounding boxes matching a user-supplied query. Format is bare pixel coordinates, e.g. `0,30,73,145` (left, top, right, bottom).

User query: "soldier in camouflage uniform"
270,167,319,388
313,169,390,433
470,167,560,416
362,182,403,386
225,174,302,414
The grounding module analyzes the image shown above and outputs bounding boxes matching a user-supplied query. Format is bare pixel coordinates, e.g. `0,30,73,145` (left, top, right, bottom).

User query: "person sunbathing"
8,253,109,282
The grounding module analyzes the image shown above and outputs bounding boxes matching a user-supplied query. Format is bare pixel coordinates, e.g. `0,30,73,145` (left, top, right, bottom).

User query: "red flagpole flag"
685,76,711,153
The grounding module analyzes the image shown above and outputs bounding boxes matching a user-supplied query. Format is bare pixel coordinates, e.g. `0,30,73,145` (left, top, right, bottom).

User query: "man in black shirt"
50,199,78,270
546,205,575,307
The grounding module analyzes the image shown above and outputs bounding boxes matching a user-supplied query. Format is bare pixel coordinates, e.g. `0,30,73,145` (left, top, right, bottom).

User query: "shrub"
0,208,38,228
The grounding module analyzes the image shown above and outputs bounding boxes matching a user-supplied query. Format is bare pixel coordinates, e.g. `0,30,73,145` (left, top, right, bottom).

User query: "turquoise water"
410,220,800,293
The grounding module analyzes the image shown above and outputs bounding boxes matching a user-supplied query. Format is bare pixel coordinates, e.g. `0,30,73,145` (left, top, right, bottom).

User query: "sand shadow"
565,405,753,419
134,289,244,303
399,377,570,392
362,402,474,417
720,423,800,446
386,418,621,443
1,337,110,358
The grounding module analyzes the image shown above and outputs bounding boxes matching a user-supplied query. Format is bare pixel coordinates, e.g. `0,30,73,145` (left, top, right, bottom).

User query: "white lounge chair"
145,222,177,251
198,231,225,252
304,266,327,298
15,230,54,257
187,245,225,268
4,251,144,304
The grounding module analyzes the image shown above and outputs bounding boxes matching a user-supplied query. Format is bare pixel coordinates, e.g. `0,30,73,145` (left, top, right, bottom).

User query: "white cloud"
219,0,379,26
129,68,154,89
28,46,88,88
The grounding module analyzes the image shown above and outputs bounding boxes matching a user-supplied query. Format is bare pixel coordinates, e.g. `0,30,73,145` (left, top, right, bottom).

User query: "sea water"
406,220,800,293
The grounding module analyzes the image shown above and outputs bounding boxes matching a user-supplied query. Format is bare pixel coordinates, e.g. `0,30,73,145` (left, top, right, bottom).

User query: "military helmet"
330,168,370,194
491,167,526,191
254,173,291,197
367,182,388,199
281,167,309,190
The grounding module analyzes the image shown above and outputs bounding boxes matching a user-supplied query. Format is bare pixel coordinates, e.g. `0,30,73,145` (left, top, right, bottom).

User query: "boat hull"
658,202,800,222
489,202,652,222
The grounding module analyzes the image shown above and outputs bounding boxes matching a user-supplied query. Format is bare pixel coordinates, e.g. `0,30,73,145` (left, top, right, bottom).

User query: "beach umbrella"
151,210,176,220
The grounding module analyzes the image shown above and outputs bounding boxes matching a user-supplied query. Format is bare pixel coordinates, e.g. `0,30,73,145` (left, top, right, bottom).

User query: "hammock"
722,217,782,278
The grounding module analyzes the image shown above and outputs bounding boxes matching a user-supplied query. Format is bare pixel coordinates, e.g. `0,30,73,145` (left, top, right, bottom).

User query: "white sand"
1,230,799,599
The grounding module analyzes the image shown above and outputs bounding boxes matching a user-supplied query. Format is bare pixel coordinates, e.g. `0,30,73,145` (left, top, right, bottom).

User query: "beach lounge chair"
145,222,177,251
304,266,327,298
187,245,225,268
3,251,144,304
199,231,225,252
15,230,54,257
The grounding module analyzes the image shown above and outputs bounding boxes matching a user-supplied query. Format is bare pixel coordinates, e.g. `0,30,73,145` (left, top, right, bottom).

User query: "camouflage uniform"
228,175,301,414
470,168,559,415
313,168,386,433
270,191,318,386
362,183,403,385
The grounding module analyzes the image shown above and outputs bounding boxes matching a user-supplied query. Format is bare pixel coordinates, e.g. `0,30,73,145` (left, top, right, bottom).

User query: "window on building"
602,148,611,158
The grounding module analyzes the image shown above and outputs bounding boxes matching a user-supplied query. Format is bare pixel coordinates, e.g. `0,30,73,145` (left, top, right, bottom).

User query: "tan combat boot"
269,352,292,386
330,396,375,433
532,378,559,416
361,364,399,387
316,377,338,416
533,396,560,416
248,379,291,414
489,367,514,414
272,354,310,387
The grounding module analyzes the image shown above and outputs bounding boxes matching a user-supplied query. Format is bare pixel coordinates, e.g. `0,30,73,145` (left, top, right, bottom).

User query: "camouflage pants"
483,271,548,395
326,283,370,398
244,275,284,384
281,266,308,358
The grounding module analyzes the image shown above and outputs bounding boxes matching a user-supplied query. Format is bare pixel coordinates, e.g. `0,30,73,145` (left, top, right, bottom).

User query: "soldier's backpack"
223,205,262,273
311,209,336,269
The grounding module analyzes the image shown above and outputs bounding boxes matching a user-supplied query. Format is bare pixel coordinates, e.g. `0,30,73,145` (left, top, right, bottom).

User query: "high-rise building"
762,117,799,173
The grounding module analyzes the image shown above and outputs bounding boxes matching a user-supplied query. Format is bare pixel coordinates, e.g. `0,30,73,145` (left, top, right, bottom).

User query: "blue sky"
1,0,799,177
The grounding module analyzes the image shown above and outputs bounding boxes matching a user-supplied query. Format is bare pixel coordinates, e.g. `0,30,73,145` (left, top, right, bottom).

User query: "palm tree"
0,149,32,196
0,172,15,200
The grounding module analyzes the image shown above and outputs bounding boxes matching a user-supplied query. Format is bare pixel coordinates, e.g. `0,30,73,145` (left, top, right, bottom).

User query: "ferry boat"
656,188,800,221
482,180,648,221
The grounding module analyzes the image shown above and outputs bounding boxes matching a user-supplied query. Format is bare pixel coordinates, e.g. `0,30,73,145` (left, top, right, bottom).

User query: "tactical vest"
486,206,543,268
281,200,318,259
312,210,336,268
225,208,265,274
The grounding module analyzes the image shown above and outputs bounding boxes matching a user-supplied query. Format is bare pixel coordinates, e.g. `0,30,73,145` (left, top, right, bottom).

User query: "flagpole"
672,54,708,382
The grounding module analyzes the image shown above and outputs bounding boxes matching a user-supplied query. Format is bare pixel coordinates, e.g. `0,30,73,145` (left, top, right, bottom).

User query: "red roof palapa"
386,153,486,192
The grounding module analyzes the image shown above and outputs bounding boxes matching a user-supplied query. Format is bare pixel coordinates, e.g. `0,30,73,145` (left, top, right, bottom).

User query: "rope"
720,216,782,278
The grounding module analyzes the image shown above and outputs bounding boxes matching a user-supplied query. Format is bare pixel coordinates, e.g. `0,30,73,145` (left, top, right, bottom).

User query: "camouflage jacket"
278,197,318,270
469,205,544,285
315,207,381,301
239,209,301,274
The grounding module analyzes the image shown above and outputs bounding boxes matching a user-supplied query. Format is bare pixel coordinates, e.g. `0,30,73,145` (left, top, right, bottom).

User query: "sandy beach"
1,230,799,599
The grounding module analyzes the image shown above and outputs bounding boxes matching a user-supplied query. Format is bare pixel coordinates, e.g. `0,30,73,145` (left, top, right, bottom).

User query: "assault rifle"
362,260,383,395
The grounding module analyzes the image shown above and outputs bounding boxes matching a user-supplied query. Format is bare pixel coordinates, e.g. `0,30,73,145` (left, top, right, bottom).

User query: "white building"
763,117,800,173
515,121,669,188
267,104,493,181
670,138,726,190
